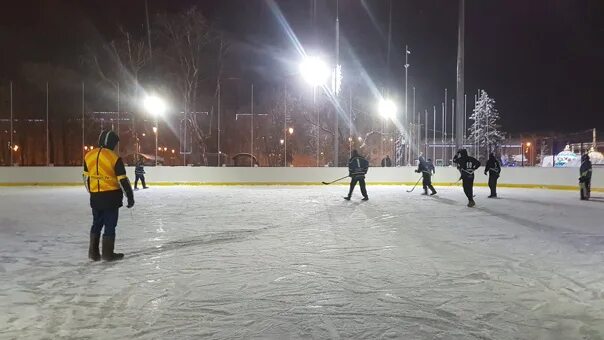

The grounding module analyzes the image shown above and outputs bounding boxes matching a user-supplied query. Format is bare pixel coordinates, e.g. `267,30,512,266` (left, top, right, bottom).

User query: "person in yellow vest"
83,130,134,261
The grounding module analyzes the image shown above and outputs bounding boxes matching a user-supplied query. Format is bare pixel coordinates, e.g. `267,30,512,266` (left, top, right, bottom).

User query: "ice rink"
1,185,604,339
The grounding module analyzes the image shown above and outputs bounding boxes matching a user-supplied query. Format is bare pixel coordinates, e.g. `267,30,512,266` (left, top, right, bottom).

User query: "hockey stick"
322,175,349,185
406,176,423,192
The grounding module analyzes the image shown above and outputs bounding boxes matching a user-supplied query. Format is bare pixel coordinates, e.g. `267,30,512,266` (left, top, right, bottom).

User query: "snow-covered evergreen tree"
468,90,505,160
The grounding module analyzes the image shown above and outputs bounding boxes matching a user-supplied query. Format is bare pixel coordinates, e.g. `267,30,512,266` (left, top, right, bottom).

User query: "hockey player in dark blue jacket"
134,158,148,190
344,150,369,201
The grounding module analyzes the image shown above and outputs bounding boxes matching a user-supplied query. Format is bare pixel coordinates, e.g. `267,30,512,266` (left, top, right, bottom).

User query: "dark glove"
127,197,135,208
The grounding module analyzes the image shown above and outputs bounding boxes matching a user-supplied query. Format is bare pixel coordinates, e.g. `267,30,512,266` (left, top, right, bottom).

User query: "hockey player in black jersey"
580,154,592,200
415,156,437,195
484,153,501,198
344,150,369,201
453,149,481,207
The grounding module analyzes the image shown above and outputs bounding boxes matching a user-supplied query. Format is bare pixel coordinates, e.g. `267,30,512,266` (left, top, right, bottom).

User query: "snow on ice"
1,186,604,339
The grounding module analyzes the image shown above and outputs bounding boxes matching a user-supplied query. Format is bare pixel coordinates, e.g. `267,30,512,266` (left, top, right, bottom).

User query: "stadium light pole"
404,45,410,165
144,95,167,166
300,56,330,166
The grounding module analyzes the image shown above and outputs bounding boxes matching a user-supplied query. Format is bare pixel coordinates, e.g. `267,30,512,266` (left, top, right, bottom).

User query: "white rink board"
0,166,602,189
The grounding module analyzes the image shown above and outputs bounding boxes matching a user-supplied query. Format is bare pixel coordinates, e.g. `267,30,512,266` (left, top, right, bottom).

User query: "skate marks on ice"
417,188,604,338
2,187,604,339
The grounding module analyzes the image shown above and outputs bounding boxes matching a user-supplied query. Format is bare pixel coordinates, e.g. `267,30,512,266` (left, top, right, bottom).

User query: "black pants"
580,179,591,200
488,174,499,196
348,177,368,198
135,174,146,189
91,208,119,236
462,175,474,202
422,174,436,193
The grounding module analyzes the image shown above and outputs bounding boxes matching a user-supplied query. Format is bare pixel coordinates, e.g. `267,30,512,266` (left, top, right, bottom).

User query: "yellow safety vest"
83,148,126,192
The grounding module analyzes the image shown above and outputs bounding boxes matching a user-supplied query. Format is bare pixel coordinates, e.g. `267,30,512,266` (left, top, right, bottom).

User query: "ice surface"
1,185,604,339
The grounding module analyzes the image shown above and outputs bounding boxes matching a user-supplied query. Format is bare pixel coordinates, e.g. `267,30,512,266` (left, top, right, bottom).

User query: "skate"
88,233,101,261
488,194,497,198
467,200,476,207
343,196,351,200
143,186,149,189
134,187,139,191
102,235,124,262
421,189,428,196
430,191,437,196
362,197,369,201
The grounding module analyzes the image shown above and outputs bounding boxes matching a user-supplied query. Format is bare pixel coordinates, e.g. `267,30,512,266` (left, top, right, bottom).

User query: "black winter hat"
98,130,120,150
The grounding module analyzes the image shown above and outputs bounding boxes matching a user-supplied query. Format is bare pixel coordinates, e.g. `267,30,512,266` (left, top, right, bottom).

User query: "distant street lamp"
144,95,167,166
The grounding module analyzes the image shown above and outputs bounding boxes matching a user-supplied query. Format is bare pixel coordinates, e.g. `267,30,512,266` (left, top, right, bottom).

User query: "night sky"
1,0,603,134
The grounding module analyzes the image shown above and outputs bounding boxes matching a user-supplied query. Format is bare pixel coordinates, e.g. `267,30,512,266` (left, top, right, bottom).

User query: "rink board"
0,166,602,191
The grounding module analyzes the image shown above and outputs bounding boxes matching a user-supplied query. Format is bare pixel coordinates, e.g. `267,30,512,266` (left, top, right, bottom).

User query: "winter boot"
430,190,437,196
488,194,497,198
467,200,476,208
362,196,369,201
102,235,124,261
88,233,101,261
343,196,351,200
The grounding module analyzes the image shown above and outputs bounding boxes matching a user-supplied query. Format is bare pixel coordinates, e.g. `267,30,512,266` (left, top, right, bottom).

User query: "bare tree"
82,28,149,94
156,7,224,165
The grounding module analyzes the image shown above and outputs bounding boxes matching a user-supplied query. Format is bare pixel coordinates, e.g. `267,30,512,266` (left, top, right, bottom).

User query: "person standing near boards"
134,157,148,190
580,154,592,200
484,153,501,198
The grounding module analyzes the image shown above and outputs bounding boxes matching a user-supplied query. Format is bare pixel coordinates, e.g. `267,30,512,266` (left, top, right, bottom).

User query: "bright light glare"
144,95,167,117
280,139,285,145
299,56,330,87
526,142,531,147
288,127,294,135
378,99,397,120
152,127,157,134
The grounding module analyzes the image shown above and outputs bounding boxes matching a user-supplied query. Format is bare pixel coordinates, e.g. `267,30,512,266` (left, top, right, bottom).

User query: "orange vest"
83,148,126,192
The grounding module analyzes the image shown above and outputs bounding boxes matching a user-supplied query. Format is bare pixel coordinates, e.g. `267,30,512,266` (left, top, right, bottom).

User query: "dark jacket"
453,150,481,178
135,161,146,175
416,157,434,176
349,155,369,179
485,155,501,177
580,156,592,182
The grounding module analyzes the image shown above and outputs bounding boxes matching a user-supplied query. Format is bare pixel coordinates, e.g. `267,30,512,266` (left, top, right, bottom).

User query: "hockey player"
580,154,592,200
484,152,501,198
134,157,148,190
83,130,135,261
415,156,437,195
344,150,369,201
453,149,481,207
